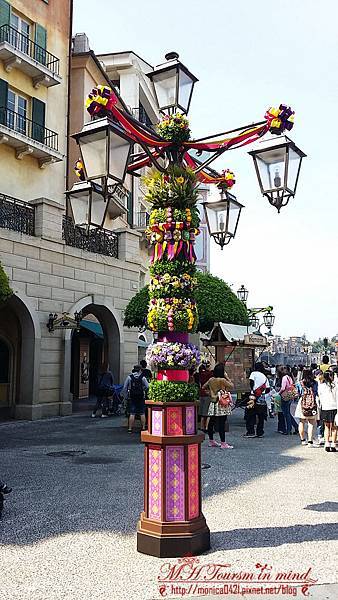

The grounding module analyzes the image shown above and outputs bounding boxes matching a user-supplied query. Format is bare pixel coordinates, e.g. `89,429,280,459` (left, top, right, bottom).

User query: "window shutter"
0,0,10,28
127,191,134,227
32,98,45,143
34,24,47,65
0,78,8,125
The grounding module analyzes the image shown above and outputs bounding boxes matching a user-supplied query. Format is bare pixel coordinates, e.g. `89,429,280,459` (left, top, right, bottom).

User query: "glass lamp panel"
152,67,178,110
255,146,287,192
79,131,107,181
287,147,302,193
227,200,241,236
108,132,131,183
90,190,107,228
70,191,90,227
178,69,194,112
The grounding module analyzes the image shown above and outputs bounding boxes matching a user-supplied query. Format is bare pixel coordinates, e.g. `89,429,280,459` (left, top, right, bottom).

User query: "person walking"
202,363,234,449
295,369,319,446
140,359,152,383
280,366,299,435
244,362,270,438
319,355,330,373
122,365,149,433
92,362,114,418
317,371,338,452
198,363,213,433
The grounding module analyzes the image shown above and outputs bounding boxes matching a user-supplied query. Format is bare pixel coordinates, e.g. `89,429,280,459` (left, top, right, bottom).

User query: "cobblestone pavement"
0,412,337,600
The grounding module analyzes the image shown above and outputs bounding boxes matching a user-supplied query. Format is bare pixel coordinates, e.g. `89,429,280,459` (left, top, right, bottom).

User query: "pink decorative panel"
188,444,199,519
151,409,163,436
185,406,196,435
148,446,162,520
167,407,183,436
166,446,185,521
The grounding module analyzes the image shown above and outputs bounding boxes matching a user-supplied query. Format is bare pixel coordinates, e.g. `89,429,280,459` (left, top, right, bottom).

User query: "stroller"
107,384,124,416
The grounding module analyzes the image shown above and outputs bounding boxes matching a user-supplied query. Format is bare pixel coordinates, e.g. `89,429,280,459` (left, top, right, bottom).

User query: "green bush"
124,271,249,332
148,380,199,403
0,261,12,304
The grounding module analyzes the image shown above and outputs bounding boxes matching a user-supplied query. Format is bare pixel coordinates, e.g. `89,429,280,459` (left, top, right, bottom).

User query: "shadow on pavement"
0,412,319,546
304,501,338,513
210,522,338,551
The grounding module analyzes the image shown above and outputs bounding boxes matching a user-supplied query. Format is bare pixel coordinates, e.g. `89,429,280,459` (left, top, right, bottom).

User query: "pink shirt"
280,375,293,394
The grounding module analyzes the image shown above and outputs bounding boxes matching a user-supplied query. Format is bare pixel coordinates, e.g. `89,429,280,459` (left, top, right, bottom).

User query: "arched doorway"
68,301,121,412
0,294,39,420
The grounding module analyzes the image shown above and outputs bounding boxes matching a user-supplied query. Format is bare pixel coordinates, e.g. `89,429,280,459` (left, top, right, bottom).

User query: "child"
317,371,338,452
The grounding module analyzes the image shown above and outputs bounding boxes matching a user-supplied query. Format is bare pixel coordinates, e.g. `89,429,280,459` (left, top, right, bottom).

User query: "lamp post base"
137,513,210,558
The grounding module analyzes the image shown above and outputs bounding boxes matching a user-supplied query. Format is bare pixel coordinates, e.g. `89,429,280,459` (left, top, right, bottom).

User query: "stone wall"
0,198,141,420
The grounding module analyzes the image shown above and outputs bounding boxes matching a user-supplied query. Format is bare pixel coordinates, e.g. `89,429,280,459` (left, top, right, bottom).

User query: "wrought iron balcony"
0,107,63,167
0,193,35,236
62,215,119,258
134,211,150,231
0,24,61,87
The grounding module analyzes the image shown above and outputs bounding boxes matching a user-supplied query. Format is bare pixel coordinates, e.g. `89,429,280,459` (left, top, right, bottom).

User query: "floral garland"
142,166,199,208
147,298,198,333
146,342,200,370
157,113,191,143
149,272,197,298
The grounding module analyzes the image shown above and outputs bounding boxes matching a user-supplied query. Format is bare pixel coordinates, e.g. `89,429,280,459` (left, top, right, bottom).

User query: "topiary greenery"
148,380,199,403
0,261,12,304
124,271,249,332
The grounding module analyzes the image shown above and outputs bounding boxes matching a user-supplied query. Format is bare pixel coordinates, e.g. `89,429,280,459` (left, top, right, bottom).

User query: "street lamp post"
237,284,249,304
71,55,304,558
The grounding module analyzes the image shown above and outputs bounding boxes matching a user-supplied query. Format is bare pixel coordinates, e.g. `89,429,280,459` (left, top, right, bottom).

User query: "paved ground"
0,411,337,600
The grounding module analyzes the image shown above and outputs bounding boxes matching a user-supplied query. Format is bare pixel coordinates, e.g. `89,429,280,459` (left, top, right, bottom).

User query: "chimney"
72,33,90,54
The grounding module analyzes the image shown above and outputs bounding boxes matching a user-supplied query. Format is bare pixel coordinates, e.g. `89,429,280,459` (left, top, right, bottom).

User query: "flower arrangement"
146,342,201,370
147,298,198,332
150,258,195,278
220,169,235,189
149,273,197,299
142,166,199,208
148,380,199,403
157,113,191,144
149,207,200,229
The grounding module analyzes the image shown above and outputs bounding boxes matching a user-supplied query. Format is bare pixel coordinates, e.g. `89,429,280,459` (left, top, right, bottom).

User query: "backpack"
281,376,298,401
301,386,317,417
129,374,144,401
217,390,233,408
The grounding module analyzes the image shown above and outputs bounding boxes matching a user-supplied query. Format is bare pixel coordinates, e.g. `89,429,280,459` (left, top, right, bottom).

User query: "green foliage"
157,113,191,143
150,258,195,278
142,166,199,208
0,261,12,304
124,271,249,332
149,206,200,228
148,380,199,403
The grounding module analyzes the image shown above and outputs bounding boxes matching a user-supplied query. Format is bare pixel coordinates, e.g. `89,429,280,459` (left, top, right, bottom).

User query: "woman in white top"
317,371,338,452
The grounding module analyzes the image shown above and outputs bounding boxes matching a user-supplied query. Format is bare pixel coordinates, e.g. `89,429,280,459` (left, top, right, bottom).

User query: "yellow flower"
176,177,184,184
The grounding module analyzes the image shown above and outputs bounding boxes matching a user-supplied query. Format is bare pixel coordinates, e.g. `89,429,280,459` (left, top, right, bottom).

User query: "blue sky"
73,0,337,340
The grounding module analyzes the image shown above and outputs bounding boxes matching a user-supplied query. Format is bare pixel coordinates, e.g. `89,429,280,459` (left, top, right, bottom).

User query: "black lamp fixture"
249,315,260,330
202,187,244,250
72,117,133,189
237,284,249,304
147,52,198,115
249,135,306,212
65,180,127,232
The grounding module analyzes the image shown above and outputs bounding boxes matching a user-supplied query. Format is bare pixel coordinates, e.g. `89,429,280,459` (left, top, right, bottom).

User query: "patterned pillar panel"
187,444,200,520
148,446,162,521
166,446,185,521
166,406,183,436
151,408,163,436
185,405,196,435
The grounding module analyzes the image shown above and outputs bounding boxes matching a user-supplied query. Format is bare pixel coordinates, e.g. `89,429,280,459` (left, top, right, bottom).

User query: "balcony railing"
135,211,150,230
62,216,118,258
0,193,35,236
0,107,59,151
0,24,60,75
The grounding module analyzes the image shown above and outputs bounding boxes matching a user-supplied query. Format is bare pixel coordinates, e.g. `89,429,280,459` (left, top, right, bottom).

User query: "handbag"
217,389,233,408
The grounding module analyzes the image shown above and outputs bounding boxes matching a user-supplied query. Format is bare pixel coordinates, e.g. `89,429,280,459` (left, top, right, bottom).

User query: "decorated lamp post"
72,52,305,558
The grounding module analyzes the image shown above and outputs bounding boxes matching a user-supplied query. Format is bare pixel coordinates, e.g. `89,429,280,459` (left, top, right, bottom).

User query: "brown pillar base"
137,513,210,558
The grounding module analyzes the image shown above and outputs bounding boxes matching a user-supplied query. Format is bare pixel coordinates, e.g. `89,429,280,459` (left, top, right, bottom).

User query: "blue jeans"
281,400,298,434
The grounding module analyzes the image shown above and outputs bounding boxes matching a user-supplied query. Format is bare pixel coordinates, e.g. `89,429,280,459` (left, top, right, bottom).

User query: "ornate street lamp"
249,315,260,330
147,52,198,115
249,135,306,212
66,180,127,231
72,117,133,188
263,310,275,336
237,284,249,304
202,188,244,250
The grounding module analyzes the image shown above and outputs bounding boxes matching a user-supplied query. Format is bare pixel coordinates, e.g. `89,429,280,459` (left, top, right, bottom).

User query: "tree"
124,271,249,333
0,261,12,304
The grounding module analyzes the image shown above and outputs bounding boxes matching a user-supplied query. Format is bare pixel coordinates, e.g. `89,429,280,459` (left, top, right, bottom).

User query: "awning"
80,320,103,338
203,322,266,345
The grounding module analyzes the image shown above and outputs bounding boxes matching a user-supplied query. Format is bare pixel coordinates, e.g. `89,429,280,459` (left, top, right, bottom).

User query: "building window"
7,89,27,135
10,12,30,54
